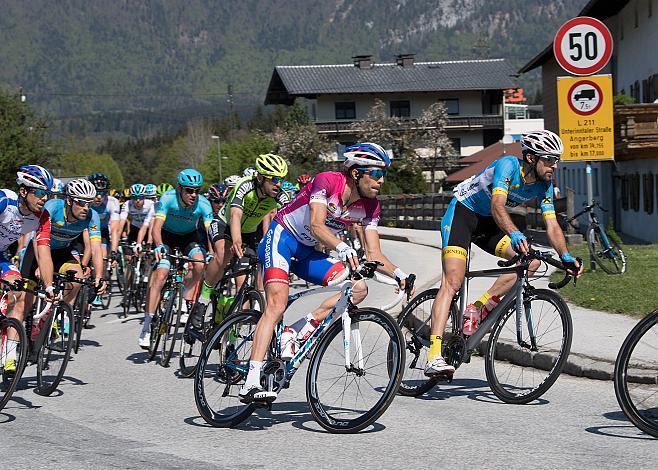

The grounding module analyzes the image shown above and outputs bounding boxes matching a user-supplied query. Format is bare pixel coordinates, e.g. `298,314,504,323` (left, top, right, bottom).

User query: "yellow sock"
428,335,443,361
476,291,492,307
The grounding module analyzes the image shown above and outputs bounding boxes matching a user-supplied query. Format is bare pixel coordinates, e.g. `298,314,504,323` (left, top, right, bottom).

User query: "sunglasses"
132,196,145,200
357,168,387,179
96,190,108,196
30,189,50,199
538,155,561,166
71,198,92,207
182,187,201,194
265,176,284,185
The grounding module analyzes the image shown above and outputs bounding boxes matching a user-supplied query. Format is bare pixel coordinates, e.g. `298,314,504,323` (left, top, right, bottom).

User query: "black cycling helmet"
88,172,111,191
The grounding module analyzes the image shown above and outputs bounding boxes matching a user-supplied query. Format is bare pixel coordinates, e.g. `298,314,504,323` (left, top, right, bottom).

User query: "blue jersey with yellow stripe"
42,198,102,249
453,155,555,220
154,189,213,235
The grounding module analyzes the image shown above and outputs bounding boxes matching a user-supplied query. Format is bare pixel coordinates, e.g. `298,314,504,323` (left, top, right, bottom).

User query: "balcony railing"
615,104,658,160
315,115,504,134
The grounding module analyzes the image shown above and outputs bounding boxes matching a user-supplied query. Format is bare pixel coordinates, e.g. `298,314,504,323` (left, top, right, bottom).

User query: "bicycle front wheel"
588,225,627,275
484,289,572,404
614,309,658,437
160,286,183,367
36,302,74,396
306,307,404,433
194,310,260,427
1,317,28,411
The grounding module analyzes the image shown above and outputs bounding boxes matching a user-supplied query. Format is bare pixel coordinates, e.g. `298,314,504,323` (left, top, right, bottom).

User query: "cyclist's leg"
183,242,205,303
142,236,172,341
1,256,28,369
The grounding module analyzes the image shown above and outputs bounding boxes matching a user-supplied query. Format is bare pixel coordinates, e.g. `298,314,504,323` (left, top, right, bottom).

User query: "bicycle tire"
194,310,260,428
1,317,28,411
614,309,658,438
73,288,87,355
306,307,404,433
148,291,169,362
36,302,74,396
588,225,627,275
101,271,112,310
160,285,183,367
484,289,572,404
396,288,459,397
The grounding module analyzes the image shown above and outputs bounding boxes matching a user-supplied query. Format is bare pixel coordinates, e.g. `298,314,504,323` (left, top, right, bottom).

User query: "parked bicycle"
398,246,578,403
194,260,405,433
567,201,627,275
614,308,658,438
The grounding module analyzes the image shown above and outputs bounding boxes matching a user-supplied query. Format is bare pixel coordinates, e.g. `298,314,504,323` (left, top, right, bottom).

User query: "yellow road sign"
557,74,614,161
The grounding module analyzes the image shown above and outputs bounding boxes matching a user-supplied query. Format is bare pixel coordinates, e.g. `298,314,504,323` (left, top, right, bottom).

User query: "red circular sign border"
553,16,613,76
567,79,603,116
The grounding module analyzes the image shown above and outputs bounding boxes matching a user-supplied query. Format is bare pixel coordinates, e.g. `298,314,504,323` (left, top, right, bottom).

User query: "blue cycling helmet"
281,180,297,192
343,143,391,169
177,169,203,188
16,165,54,190
144,183,157,197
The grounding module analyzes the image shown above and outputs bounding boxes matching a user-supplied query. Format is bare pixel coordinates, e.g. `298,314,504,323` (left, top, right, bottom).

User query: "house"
519,0,658,243
264,54,516,185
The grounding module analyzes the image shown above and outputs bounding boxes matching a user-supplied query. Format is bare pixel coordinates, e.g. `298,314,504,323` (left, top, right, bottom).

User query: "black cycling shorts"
20,242,81,280
208,219,257,250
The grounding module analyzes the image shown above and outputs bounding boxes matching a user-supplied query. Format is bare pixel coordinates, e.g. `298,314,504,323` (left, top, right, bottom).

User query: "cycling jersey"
0,189,40,252
92,195,121,230
216,176,289,234
154,189,213,235
275,171,380,247
36,198,101,250
453,155,556,219
120,199,155,228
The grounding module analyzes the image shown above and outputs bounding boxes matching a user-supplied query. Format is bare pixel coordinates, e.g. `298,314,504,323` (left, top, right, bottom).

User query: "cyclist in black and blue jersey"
138,169,213,348
425,130,584,377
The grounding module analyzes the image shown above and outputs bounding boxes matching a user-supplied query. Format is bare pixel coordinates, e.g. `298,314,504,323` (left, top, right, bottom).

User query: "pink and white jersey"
275,171,380,246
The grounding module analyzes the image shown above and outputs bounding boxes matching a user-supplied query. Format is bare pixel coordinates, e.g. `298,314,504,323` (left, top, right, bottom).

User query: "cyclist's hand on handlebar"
230,240,244,259
336,242,359,271
561,252,583,278
81,264,92,277
509,231,529,255
94,277,107,295
153,244,167,262
44,284,61,302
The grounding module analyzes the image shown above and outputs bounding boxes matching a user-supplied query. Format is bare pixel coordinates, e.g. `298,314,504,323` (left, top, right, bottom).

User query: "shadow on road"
126,352,151,364
582,410,658,440
79,339,102,348
0,411,16,424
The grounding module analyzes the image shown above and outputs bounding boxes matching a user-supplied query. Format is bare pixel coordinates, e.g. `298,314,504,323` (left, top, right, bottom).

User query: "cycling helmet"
520,130,564,157
122,188,131,198
243,167,258,178
343,143,391,169
281,181,297,193
16,165,54,190
130,183,146,197
207,183,227,202
51,178,63,194
255,154,288,178
144,183,157,197
157,183,173,196
224,175,240,187
66,178,96,200
108,188,117,197
88,172,111,191
297,173,311,184
177,168,203,188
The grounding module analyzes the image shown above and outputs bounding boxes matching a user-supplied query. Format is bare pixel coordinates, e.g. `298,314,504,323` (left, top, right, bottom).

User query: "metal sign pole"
586,162,596,271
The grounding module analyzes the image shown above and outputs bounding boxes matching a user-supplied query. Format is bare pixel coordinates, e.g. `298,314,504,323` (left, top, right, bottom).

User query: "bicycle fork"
339,284,364,375
514,279,537,351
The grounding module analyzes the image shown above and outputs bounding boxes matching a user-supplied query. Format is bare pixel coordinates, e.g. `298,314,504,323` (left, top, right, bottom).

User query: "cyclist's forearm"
91,241,104,280
110,220,120,253
37,244,54,287
491,203,519,235
546,219,569,256
137,225,148,245
229,207,243,244
151,218,164,246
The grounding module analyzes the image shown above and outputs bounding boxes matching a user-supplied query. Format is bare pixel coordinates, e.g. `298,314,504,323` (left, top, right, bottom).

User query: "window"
440,99,460,115
621,175,629,210
450,138,461,154
644,173,654,213
650,0,654,17
593,167,599,197
635,4,639,27
621,16,624,40
634,80,641,102
631,173,641,212
335,102,356,120
390,100,410,118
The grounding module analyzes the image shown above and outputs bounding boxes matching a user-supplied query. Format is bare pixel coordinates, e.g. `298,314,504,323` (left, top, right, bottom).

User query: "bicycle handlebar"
497,249,580,290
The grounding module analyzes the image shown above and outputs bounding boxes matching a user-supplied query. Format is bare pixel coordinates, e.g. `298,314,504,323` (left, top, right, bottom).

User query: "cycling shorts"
208,219,257,250
0,252,20,280
20,243,81,280
440,198,512,261
156,229,205,270
100,227,110,248
258,221,345,287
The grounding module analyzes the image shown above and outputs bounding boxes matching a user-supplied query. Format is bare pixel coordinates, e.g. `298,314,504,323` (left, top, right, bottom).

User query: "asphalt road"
1,240,656,469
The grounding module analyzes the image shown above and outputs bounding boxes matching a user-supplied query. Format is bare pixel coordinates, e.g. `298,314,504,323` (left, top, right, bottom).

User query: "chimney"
396,53,415,68
353,55,373,69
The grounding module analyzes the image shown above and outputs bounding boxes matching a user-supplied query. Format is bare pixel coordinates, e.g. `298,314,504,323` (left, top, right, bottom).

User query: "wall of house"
615,157,658,242
448,131,484,156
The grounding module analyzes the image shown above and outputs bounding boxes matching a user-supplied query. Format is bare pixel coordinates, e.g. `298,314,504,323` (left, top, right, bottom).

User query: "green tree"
0,89,57,187
58,151,125,189
200,133,275,185
416,102,458,192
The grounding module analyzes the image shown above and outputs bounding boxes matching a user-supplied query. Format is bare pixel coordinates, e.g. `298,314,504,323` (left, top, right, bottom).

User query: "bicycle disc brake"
444,335,467,369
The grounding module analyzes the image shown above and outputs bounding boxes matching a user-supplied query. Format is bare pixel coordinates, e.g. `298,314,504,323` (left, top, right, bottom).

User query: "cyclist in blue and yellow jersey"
425,130,584,377
138,169,213,348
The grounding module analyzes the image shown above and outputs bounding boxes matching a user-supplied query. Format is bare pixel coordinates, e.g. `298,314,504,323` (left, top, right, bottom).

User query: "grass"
549,243,658,317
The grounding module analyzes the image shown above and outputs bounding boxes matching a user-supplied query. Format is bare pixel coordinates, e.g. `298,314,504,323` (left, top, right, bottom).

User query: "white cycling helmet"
243,167,258,178
66,178,96,200
521,130,564,157
224,175,241,187
51,178,63,194
343,143,391,169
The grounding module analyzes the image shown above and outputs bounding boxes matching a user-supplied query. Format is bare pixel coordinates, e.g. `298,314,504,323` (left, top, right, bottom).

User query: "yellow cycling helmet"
108,188,117,197
122,188,131,198
255,153,288,178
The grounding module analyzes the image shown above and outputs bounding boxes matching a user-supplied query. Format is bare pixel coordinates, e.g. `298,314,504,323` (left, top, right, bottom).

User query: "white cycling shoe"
239,384,277,404
424,356,455,377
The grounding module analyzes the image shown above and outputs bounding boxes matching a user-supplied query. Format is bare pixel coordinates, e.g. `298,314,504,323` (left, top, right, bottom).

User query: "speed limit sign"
553,17,613,76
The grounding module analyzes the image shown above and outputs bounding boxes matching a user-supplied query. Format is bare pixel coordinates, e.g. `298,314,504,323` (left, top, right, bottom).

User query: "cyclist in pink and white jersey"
239,143,413,404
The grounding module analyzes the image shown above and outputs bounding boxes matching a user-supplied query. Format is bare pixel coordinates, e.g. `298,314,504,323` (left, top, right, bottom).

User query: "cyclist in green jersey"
192,154,289,326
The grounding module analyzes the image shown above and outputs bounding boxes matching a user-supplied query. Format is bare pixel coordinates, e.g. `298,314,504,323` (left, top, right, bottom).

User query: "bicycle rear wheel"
588,225,627,275
72,289,87,355
614,309,658,437
148,290,170,362
1,317,28,411
36,302,74,396
306,307,404,433
194,310,260,427
484,289,572,404
160,286,183,367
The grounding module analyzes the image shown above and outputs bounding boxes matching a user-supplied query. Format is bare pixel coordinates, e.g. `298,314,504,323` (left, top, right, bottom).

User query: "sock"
476,291,492,308
5,340,18,361
428,335,443,361
198,281,214,306
244,360,263,388
142,312,154,333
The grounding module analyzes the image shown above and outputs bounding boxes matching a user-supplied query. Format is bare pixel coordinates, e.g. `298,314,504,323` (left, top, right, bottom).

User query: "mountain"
0,0,588,137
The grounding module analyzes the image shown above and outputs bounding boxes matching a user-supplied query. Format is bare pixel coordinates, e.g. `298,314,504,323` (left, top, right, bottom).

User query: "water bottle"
280,326,297,360
297,317,320,344
463,303,480,336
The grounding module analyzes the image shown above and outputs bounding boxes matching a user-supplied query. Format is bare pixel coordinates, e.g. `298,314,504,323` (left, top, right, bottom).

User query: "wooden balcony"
614,104,658,160
315,115,504,135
